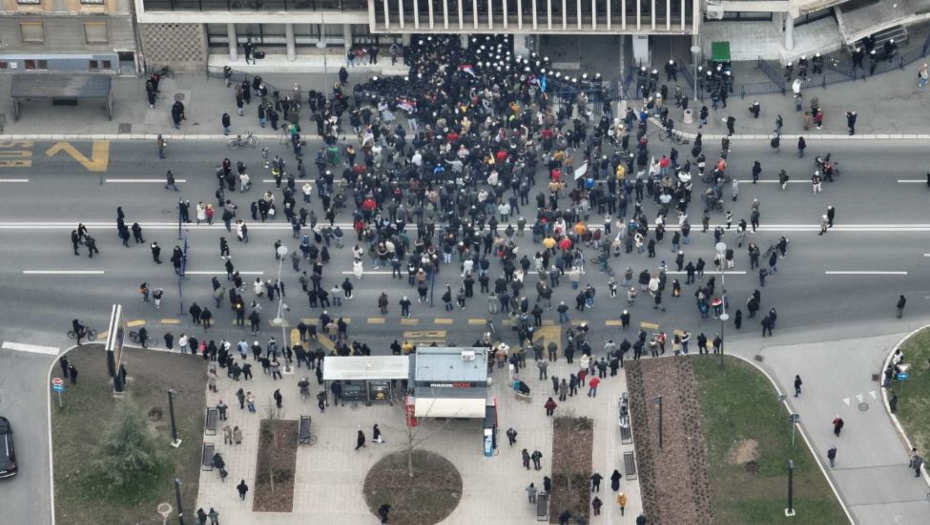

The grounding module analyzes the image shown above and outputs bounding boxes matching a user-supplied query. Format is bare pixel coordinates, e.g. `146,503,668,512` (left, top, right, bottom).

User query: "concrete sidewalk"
740,333,930,525
196,347,642,525
1,52,929,141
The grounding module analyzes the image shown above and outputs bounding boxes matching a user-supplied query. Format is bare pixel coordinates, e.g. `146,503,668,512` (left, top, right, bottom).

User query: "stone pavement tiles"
195,351,642,524
759,333,930,525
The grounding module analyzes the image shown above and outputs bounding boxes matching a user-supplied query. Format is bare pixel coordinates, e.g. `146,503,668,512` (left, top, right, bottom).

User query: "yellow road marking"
502,319,513,326
290,328,300,347
97,330,108,340
126,320,146,327
673,329,685,337
605,320,622,327
160,318,181,325
401,318,419,326
367,317,386,324
468,318,485,325
570,320,590,327
403,330,446,339
542,320,555,326
45,141,110,172
434,318,454,325
640,321,660,330
301,318,317,324
535,325,562,354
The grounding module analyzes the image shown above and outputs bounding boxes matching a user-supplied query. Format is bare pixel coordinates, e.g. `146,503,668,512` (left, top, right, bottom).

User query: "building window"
0,62,9,70
16,0,42,4
80,0,106,4
20,22,45,44
84,22,109,44
89,60,100,71
102,60,112,69
24,59,48,70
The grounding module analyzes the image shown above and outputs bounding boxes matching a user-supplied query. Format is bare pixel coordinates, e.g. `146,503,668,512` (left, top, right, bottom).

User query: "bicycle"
659,128,690,145
227,131,258,150
128,331,156,347
66,327,97,341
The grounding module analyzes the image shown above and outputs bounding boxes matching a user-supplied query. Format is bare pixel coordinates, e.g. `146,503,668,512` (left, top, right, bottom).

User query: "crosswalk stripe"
401,318,420,326
605,320,622,326
367,317,386,324
126,320,146,327
434,318,454,325
468,319,486,325
160,318,180,325
640,321,660,330
2,341,59,355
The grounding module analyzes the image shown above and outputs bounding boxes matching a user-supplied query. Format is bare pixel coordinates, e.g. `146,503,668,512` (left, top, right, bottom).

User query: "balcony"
141,0,366,11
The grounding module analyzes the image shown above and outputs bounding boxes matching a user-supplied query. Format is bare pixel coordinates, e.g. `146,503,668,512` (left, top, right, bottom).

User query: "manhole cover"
157,502,172,519
858,402,869,412
118,123,132,133
753,354,764,362
174,93,185,102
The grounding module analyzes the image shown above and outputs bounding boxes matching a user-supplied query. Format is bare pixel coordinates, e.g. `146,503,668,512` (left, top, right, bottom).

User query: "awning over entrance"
9,74,113,120
322,356,410,381
414,396,487,418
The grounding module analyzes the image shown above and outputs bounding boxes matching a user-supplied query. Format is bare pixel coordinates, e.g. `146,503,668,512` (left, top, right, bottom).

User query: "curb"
0,133,283,142
45,341,182,525
879,326,930,485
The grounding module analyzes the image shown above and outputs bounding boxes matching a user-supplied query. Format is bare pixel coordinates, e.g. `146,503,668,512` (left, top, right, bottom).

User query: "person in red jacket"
544,397,558,416
588,376,601,397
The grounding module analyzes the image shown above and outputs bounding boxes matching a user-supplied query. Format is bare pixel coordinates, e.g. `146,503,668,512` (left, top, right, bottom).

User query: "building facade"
0,0,138,74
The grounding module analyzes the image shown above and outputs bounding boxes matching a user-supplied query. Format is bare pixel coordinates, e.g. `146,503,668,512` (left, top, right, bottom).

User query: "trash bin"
683,109,694,124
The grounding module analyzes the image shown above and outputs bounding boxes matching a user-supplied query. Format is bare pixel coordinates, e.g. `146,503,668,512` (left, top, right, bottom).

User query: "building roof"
10,74,112,100
413,347,489,383
322,356,410,381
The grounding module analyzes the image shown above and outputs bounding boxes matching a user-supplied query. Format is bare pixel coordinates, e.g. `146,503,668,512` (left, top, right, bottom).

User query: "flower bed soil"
627,357,713,525
363,450,463,525
253,419,298,512
550,416,594,523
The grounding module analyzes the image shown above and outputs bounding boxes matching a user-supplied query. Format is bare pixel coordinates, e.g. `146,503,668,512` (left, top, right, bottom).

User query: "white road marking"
340,271,393,275
105,179,188,183
667,270,747,275
185,270,264,275
2,341,59,355
824,271,908,275
735,180,806,184
0,179,29,182
897,180,925,183
923,254,930,257
22,270,105,275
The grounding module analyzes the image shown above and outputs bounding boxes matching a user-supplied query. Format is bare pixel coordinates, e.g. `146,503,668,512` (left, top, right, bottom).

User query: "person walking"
355,428,367,450
797,136,806,158
827,206,835,228
522,448,531,470
526,483,538,503
591,472,603,492
377,503,391,524
236,479,249,500
222,112,231,136
531,449,543,470
910,448,924,477
919,63,929,88
897,295,907,318
544,397,558,416
506,427,518,446
165,170,179,191
827,446,837,468
610,469,621,491
819,215,829,236
846,111,857,136
157,134,167,159
832,416,844,437
592,495,603,516
617,492,627,516
794,375,803,397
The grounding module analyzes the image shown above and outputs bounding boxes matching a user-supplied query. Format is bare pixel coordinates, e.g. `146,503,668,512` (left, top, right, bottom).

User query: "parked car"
0,417,17,479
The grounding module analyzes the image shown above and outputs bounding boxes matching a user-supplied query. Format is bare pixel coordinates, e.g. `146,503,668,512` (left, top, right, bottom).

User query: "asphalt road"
1,136,928,525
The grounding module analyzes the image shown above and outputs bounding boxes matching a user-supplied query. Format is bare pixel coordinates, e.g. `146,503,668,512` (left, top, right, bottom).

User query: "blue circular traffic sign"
52,384,64,393
897,372,909,381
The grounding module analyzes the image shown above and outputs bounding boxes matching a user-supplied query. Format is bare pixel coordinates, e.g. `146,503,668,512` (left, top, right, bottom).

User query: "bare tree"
387,388,462,478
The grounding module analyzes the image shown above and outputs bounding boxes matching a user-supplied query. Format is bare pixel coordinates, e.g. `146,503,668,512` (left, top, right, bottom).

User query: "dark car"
0,417,16,479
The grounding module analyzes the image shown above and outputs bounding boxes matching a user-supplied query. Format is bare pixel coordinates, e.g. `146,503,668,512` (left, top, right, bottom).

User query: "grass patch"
890,328,930,455
52,344,206,525
550,416,593,523
253,419,298,512
363,449,462,525
692,356,847,525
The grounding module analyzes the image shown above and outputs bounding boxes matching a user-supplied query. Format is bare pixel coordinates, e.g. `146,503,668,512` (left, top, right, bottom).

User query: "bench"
297,415,312,445
204,407,219,436
201,442,215,471
514,391,532,403
535,491,549,522
619,420,632,444
624,451,637,480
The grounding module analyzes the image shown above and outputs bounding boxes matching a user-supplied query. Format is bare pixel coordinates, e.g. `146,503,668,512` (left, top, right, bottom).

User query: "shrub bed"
253,419,298,512
550,416,593,523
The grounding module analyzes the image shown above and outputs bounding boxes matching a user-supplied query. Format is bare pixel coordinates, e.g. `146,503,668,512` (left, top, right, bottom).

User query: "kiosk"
322,355,410,405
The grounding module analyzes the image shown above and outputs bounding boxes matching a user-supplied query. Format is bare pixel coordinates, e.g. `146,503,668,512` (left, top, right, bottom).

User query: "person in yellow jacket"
616,164,626,181
617,492,627,515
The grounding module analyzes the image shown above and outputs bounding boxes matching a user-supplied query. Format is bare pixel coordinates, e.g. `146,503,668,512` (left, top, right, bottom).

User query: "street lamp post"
174,478,185,525
168,389,181,448
316,13,328,76
690,45,702,101
272,245,291,372
785,460,796,516
715,242,729,367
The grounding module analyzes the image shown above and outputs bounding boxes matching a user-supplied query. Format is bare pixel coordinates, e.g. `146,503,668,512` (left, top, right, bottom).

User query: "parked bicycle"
227,131,258,150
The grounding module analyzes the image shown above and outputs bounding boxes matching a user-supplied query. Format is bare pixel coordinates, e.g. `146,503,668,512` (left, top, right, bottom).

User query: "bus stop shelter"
322,355,410,405
10,74,113,121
